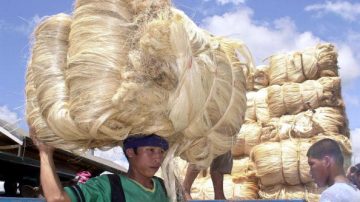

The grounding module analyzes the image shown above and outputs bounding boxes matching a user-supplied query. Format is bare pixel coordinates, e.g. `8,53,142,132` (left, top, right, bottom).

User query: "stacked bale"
232,43,352,201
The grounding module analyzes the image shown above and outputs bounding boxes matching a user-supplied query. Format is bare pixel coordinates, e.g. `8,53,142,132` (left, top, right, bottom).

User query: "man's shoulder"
321,183,360,202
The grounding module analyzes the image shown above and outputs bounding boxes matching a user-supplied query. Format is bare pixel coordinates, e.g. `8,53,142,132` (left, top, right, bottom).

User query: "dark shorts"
210,151,233,174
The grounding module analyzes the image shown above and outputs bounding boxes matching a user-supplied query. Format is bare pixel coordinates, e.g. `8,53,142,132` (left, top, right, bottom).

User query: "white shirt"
320,182,360,202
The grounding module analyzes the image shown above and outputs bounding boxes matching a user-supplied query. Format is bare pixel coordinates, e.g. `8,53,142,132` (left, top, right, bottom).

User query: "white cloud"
305,1,360,22
351,128,360,164
216,0,246,5
200,6,360,84
337,44,360,83
0,15,41,35
16,15,42,35
0,105,19,124
201,7,321,64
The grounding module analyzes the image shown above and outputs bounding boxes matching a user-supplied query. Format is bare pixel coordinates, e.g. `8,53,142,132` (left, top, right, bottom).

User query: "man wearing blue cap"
30,127,170,202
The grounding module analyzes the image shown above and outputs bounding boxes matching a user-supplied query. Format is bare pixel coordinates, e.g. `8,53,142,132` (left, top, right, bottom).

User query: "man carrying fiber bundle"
30,126,171,202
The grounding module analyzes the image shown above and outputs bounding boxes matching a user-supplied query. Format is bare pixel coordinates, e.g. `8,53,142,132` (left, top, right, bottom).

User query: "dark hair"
350,163,360,174
123,147,138,160
307,138,344,166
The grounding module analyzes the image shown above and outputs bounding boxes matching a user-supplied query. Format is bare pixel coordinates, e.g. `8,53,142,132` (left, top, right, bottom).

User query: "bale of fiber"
245,77,343,122
268,77,343,118
25,0,249,168
258,183,322,202
268,43,338,85
262,107,349,141
244,88,270,123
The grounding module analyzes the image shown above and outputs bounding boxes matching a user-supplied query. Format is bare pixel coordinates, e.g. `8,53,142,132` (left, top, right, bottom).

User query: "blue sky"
1,0,360,162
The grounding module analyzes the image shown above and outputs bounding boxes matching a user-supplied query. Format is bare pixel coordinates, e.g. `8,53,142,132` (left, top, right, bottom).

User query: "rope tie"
299,53,308,80
296,139,304,185
253,92,258,122
281,85,289,115
279,141,287,185
285,54,289,82
298,83,306,112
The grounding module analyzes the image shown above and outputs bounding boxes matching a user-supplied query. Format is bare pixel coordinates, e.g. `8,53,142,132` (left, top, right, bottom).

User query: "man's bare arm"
30,127,71,202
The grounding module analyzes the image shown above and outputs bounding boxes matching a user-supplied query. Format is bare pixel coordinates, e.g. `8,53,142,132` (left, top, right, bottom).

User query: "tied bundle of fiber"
250,139,313,186
261,107,349,141
26,14,83,148
258,183,322,202
262,76,343,122
26,0,249,169
142,8,248,166
232,123,262,157
245,89,270,122
26,0,174,150
268,43,338,85
252,65,270,90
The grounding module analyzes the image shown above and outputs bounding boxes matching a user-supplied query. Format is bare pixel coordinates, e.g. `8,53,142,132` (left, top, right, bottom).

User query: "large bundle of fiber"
250,139,312,186
25,0,250,168
245,77,343,122
268,77,342,117
262,107,349,141
268,43,338,85
250,137,351,187
258,183,322,202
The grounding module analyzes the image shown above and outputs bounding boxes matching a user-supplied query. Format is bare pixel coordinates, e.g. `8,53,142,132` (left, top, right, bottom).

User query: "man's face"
128,146,165,178
308,157,329,187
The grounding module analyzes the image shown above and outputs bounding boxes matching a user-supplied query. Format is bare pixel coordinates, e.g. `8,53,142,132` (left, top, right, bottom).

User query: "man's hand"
29,126,55,154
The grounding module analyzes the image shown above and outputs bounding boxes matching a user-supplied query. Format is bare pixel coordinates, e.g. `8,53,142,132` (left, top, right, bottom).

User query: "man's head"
123,134,169,178
307,138,344,187
347,163,360,189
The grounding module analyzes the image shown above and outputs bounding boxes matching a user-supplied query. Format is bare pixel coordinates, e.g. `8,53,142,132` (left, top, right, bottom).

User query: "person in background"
307,138,360,202
30,125,170,202
346,163,360,190
74,171,92,184
182,151,232,200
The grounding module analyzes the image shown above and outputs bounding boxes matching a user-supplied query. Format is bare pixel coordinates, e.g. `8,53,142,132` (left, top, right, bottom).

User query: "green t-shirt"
64,174,169,202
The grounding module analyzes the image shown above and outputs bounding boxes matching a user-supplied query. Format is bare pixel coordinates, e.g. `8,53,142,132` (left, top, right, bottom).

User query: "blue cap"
123,134,169,151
